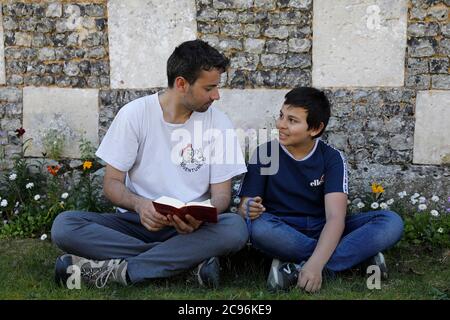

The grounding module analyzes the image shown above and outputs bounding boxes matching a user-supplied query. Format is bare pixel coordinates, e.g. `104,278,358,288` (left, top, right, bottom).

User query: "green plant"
41,128,65,160
0,127,113,239
349,183,450,248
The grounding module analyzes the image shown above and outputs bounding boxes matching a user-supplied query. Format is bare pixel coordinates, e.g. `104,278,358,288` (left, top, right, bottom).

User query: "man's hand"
134,198,171,232
168,214,202,234
297,260,323,293
238,196,265,220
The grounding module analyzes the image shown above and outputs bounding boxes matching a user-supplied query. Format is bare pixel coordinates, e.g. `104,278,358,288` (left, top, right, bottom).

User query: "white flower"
380,203,388,210
419,196,426,204
0,199,7,207
431,196,439,202
430,210,440,217
410,199,418,205
398,191,407,198
437,228,444,234
387,199,394,205
15,202,19,207
14,209,19,215
34,194,41,201
61,192,69,199
357,202,365,209
40,234,47,241
411,193,420,198
418,204,427,211
371,202,379,209
26,182,34,189
3,220,8,225
9,173,17,181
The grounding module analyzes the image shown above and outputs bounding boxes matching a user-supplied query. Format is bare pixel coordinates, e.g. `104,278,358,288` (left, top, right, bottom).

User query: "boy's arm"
298,192,347,293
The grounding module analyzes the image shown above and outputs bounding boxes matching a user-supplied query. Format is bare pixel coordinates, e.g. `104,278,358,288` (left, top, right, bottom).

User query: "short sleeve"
95,105,140,172
324,150,348,194
238,148,268,198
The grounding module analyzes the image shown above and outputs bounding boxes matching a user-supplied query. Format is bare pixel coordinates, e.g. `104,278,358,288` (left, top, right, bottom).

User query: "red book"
153,196,218,223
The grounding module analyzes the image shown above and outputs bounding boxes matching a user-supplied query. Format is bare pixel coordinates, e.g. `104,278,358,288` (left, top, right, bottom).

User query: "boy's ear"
310,122,325,137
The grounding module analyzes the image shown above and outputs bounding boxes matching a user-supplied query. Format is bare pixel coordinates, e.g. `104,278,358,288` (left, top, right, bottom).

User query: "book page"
154,196,185,209
186,199,214,207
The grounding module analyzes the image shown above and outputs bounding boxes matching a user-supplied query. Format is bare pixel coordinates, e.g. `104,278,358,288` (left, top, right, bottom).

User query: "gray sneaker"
368,252,388,280
267,259,302,292
55,254,128,289
196,257,220,289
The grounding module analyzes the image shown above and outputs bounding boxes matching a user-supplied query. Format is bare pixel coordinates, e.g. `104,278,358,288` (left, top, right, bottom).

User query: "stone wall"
0,0,449,201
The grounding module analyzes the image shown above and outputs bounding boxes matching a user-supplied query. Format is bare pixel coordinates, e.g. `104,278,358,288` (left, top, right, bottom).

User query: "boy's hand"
238,196,265,220
297,261,323,293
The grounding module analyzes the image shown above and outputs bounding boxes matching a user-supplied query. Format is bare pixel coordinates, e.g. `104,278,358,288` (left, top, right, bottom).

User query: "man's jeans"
51,210,248,283
249,210,404,272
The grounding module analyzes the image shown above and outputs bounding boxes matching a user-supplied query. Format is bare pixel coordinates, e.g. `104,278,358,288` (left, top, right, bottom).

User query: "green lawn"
0,239,448,300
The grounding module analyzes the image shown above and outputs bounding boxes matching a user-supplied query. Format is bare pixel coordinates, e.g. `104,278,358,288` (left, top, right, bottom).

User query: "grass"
0,239,448,300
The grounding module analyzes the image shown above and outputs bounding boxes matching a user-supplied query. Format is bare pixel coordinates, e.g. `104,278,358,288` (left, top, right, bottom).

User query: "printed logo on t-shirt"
310,174,324,187
180,143,205,173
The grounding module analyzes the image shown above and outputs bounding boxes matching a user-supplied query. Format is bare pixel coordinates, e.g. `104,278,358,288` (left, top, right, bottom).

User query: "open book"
153,196,218,223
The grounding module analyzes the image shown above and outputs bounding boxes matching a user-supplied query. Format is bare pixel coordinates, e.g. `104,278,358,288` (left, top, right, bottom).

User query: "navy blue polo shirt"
239,139,348,217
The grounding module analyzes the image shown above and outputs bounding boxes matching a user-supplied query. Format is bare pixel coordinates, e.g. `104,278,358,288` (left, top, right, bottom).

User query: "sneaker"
361,252,388,280
55,254,128,289
196,257,220,289
267,259,302,292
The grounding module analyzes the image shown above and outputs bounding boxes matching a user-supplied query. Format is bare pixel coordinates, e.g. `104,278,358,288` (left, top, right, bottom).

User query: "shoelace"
80,259,122,289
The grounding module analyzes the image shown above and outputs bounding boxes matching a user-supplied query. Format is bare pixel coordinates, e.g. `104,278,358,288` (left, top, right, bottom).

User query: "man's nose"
211,88,220,100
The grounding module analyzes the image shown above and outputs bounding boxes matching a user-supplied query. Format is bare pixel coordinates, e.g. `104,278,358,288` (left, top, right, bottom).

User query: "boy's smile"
276,104,323,159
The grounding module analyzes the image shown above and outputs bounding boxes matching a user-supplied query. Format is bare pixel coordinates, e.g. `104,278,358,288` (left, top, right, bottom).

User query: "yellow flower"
371,183,384,194
83,161,92,170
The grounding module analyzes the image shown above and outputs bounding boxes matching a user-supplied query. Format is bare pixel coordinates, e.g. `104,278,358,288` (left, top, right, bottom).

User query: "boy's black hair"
284,87,331,138
167,40,230,88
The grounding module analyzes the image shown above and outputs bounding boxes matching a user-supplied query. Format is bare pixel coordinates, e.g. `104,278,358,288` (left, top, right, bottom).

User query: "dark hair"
167,40,230,88
284,87,331,138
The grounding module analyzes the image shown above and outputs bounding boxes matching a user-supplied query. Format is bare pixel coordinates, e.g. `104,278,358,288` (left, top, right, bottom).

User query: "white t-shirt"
95,92,247,212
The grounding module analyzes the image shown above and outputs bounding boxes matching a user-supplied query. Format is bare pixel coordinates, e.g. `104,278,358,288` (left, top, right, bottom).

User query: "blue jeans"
249,210,404,272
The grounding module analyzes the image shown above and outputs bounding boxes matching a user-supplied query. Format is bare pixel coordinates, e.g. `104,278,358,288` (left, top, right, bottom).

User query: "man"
238,87,403,293
52,40,248,289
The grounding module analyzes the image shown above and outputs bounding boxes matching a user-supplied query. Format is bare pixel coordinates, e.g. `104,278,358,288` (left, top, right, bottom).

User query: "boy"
238,87,404,293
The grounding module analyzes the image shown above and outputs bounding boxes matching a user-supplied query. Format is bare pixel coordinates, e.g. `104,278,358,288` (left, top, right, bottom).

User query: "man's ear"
174,76,189,93
310,122,324,137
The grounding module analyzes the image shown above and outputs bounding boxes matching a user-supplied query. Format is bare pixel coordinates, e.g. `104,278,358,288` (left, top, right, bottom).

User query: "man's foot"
55,254,129,289
361,252,388,280
196,257,220,289
267,259,302,292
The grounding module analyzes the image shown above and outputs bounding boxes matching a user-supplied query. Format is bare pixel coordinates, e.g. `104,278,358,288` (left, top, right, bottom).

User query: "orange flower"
47,165,61,176
83,161,92,170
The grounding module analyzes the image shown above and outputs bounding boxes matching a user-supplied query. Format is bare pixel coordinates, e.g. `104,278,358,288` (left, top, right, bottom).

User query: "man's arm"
103,164,170,231
298,192,347,293
210,179,232,214
103,164,145,212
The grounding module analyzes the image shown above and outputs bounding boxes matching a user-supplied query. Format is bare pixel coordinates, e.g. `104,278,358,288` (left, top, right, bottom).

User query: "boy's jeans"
249,210,404,272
